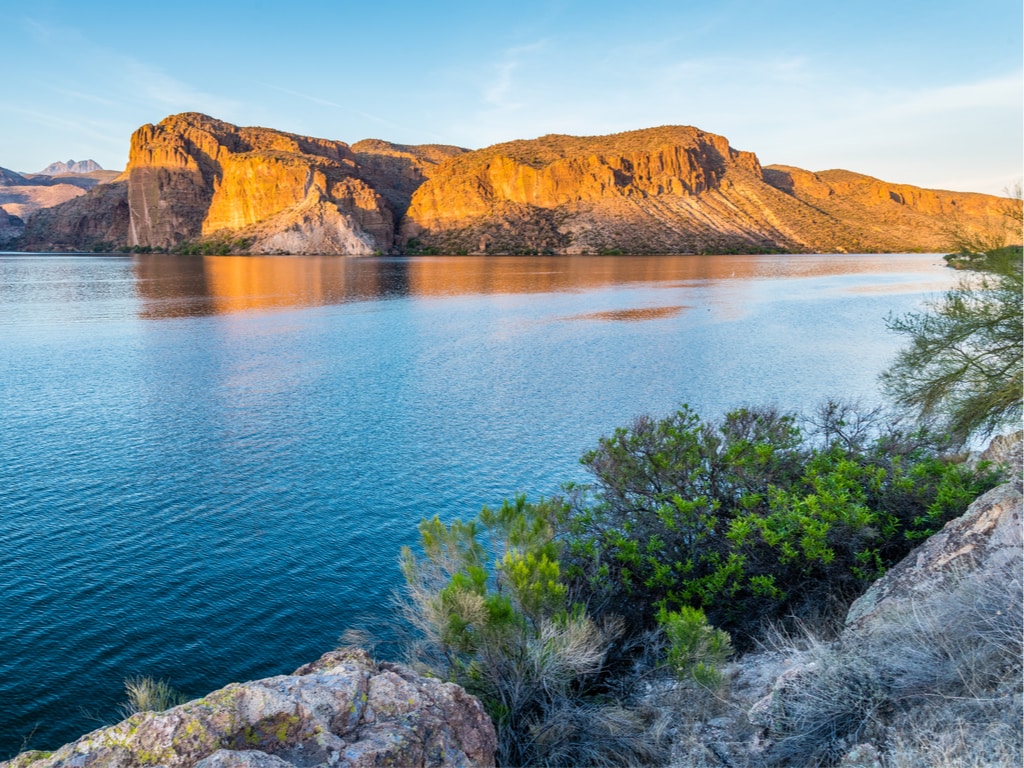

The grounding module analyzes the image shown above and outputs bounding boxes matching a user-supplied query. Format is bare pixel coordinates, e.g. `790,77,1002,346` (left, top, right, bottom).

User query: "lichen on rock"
1,649,496,768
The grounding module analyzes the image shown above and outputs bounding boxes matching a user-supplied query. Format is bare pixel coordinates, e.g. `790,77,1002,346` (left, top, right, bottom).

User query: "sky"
2,0,1021,195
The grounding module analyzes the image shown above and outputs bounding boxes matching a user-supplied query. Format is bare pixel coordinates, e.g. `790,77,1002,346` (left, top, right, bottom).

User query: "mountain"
401,126,1009,254
0,164,110,228
0,208,23,246
350,139,468,219
19,180,128,251
12,114,1018,254
125,113,398,254
37,159,103,175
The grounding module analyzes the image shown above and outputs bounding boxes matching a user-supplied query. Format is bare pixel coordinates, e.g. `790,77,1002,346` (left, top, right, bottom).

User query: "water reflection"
132,254,950,319
566,306,689,322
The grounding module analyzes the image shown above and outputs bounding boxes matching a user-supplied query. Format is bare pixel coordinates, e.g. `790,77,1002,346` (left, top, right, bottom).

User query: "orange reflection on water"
131,253,951,319
565,305,689,322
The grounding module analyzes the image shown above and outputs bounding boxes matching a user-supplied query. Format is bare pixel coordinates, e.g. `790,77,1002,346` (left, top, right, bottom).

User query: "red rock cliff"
126,113,394,254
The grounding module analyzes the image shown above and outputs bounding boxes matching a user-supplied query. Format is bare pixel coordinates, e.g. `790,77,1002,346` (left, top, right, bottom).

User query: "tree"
881,250,1022,444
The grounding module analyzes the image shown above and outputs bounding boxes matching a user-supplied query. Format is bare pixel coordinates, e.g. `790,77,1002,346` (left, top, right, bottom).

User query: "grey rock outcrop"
844,476,1022,633
4,649,496,768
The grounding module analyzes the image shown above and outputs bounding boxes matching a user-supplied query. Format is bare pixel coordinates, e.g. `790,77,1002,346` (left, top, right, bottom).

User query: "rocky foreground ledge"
4,650,496,768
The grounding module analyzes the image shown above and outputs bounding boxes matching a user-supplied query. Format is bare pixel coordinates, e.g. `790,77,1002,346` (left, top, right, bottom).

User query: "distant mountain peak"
38,159,103,176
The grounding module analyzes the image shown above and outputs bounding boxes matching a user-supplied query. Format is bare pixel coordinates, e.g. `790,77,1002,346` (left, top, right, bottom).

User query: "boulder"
2,649,496,768
844,478,1022,633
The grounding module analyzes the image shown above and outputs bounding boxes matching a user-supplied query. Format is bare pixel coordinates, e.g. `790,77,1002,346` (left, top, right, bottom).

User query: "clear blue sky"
4,0,1021,194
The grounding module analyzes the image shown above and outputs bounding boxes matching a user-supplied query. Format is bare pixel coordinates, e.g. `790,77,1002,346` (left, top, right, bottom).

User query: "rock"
0,180,89,222
0,207,23,244
400,126,787,255
195,752,295,768
1,649,496,768
0,164,119,233
761,166,1009,252
838,743,883,768
12,114,1017,254
844,479,1023,633
400,126,1013,255
351,139,467,219
18,181,129,251
126,113,394,254
978,430,1024,482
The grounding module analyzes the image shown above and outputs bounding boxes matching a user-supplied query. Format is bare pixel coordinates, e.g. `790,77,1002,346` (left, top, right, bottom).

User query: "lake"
0,252,955,756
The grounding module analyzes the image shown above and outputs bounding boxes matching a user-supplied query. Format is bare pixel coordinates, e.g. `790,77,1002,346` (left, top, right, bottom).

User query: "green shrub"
560,403,1001,645
400,495,666,767
658,605,732,688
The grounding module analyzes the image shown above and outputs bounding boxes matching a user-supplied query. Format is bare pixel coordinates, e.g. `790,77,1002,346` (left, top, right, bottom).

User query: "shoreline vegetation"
5,241,1022,766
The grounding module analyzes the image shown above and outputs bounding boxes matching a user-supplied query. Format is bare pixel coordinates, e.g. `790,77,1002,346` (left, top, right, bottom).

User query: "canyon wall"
11,114,1019,255
125,113,394,255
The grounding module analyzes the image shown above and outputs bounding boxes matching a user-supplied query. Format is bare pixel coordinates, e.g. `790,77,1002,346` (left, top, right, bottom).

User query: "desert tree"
882,249,1022,443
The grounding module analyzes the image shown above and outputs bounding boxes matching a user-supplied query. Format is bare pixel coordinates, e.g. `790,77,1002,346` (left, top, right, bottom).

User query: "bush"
658,605,732,689
559,403,1001,645
400,495,666,767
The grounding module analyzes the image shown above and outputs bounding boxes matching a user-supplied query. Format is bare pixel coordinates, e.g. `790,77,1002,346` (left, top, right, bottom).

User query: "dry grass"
760,568,1022,767
119,676,188,718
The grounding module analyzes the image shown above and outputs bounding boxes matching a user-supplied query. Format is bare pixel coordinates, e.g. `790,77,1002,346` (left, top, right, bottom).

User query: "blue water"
0,253,954,756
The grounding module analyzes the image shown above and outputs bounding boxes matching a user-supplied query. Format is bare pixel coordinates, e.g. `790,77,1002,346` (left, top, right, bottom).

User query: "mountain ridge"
37,159,103,175
8,113,1018,254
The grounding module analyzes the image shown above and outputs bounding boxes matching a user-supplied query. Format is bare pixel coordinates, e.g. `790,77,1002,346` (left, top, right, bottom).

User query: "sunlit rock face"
126,113,395,255
400,126,1015,255
762,166,1011,250
350,139,468,220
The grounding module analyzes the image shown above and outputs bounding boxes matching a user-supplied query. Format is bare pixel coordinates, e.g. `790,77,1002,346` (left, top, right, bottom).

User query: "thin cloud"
21,17,239,119
257,83,402,132
482,41,546,112
884,72,1023,117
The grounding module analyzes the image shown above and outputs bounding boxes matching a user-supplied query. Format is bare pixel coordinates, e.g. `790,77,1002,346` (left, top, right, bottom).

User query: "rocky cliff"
0,208,23,245
11,115,1019,254
125,113,395,255
19,181,129,251
402,126,1015,255
762,165,1010,253
4,649,496,768
350,140,467,219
